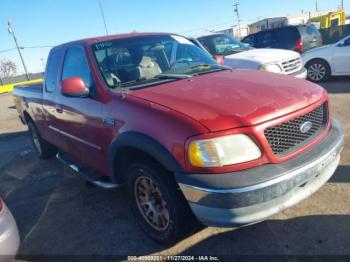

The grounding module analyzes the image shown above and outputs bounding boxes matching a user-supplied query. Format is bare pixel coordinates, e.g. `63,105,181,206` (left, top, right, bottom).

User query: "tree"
0,59,17,78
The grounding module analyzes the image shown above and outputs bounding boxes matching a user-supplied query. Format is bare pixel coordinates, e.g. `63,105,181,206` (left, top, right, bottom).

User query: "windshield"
198,34,250,56
91,34,223,89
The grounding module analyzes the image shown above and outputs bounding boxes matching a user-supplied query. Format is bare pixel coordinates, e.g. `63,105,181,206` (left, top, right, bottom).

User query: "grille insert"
264,103,328,157
281,57,302,73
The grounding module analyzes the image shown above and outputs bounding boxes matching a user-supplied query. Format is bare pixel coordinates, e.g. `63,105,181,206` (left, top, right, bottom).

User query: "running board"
56,152,120,189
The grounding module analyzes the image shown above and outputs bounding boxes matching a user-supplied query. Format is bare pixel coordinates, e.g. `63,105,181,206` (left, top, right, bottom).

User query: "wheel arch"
108,131,183,183
305,58,332,75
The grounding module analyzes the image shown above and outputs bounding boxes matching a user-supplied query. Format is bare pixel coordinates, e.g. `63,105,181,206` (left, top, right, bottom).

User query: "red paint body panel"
12,33,331,177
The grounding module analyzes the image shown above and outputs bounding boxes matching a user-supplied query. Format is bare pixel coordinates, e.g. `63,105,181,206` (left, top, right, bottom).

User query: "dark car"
242,25,323,53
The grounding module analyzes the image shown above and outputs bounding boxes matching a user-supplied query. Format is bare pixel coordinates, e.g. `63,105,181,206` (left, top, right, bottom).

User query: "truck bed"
13,82,43,100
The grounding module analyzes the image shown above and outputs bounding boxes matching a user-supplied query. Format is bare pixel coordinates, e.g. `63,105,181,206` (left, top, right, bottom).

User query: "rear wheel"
28,121,57,159
127,160,199,245
306,59,331,82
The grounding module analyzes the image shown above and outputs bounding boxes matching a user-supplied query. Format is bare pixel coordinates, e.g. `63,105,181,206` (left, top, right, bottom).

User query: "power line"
179,21,234,34
20,45,54,49
0,47,17,53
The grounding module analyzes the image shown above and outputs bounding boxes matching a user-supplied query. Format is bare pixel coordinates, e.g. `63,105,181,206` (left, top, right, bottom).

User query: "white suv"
189,33,307,79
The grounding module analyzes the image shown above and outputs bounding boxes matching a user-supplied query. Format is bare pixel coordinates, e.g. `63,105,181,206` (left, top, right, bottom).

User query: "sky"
1,0,349,74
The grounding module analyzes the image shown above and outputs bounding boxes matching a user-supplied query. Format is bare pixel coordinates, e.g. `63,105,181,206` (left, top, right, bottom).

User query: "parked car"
302,35,350,82
190,33,307,79
0,197,20,260
242,25,323,53
13,33,343,245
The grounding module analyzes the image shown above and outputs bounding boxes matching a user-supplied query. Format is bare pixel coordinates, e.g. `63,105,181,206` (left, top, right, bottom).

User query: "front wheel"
127,160,199,245
28,121,57,159
306,59,331,82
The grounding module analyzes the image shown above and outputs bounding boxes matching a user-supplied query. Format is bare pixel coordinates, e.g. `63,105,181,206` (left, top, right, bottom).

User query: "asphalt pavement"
0,76,349,258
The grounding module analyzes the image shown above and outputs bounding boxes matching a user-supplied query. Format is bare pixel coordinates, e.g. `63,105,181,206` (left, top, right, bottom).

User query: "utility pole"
315,0,319,12
99,0,109,35
341,0,344,9
233,2,241,38
8,21,29,81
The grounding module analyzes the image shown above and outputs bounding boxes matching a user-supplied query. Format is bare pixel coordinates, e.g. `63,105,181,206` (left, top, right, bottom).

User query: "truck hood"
131,70,326,132
226,48,300,64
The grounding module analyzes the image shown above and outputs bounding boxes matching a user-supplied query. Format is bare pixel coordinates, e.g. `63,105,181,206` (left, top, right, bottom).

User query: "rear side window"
45,49,61,92
62,46,93,88
272,28,299,49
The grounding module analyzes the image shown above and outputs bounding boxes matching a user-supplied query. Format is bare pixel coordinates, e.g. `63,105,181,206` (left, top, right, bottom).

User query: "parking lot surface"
0,77,349,257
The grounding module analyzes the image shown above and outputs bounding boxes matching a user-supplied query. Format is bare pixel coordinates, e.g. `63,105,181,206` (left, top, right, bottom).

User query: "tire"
127,160,200,245
306,59,331,82
28,121,57,159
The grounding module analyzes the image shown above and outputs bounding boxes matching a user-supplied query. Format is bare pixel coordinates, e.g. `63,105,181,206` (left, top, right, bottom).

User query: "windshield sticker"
95,41,113,50
171,35,194,45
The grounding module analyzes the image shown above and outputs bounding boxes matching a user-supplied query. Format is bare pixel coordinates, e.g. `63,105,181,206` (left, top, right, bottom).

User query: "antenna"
99,0,109,35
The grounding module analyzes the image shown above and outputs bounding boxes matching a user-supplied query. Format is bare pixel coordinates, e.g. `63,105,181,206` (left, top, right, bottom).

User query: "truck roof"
55,32,172,48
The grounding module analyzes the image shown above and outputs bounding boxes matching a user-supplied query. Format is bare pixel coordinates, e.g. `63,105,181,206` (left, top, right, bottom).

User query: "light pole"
8,21,29,81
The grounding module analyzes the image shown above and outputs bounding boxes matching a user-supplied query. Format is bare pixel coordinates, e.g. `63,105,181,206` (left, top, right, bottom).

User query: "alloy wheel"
308,63,327,82
134,175,170,231
31,126,42,154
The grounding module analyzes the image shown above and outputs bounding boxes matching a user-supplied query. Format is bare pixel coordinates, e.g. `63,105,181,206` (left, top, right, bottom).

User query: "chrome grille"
264,103,328,157
281,57,302,73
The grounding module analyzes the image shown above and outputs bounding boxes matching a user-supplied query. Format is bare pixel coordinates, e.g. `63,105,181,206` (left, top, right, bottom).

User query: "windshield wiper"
154,74,192,80
189,64,231,72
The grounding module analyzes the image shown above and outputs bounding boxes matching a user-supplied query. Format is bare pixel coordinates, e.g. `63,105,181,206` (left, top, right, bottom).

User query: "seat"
134,56,162,80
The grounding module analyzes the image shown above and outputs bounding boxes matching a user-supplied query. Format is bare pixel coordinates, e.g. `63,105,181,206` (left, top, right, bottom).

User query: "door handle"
55,104,63,113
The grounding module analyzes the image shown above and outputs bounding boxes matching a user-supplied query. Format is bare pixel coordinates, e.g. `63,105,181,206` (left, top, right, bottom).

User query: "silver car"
0,198,20,261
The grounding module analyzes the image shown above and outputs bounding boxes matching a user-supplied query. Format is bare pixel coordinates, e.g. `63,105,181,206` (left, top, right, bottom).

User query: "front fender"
108,131,183,182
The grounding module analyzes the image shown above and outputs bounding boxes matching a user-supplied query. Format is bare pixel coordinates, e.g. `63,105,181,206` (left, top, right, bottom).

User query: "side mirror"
214,55,225,65
61,77,89,97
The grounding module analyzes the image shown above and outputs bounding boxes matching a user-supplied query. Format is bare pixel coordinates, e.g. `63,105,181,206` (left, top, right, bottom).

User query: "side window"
344,38,350,47
45,49,60,92
256,32,272,48
62,47,92,88
331,18,339,28
242,35,255,46
198,38,216,55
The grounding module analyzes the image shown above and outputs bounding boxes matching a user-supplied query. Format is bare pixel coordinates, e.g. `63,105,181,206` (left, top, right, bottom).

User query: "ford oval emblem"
300,121,313,133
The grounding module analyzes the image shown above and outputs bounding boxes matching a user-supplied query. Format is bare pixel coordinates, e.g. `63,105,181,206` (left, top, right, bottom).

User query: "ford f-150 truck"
13,33,344,244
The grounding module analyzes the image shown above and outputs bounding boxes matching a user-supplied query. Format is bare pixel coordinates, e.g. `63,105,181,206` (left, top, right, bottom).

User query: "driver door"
53,45,105,172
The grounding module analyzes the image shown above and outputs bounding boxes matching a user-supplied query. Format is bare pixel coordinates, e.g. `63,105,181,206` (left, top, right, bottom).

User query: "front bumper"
176,119,344,227
289,67,307,79
0,203,20,258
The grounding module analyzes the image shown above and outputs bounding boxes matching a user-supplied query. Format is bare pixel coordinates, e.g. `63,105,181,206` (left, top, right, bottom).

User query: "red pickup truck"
13,33,344,244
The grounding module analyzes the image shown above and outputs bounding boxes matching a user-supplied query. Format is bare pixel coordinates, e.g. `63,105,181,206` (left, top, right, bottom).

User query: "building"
248,11,330,33
310,10,346,29
214,24,249,39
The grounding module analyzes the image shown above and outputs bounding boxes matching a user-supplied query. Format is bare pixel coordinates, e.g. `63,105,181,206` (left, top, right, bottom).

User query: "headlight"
188,134,262,167
259,64,282,73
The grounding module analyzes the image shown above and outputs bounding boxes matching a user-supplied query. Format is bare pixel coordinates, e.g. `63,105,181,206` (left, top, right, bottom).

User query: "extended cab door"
53,45,106,172
332,37,350,74
41,47,64,145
